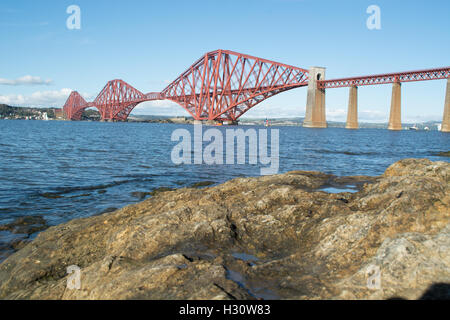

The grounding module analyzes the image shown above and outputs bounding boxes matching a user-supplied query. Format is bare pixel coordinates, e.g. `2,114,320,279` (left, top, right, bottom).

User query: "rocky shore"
0,158,448,299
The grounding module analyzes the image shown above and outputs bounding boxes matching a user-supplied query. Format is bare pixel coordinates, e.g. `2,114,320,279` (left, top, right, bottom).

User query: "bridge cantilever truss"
63,50,309,121
161,49,309,121
63,50,449,123
63,91,88,120
94,79,147,121
63,80,163,121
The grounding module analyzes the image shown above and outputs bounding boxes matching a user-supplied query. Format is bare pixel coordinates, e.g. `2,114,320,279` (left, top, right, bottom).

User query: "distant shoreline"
0,117,445,130
0,103,444,130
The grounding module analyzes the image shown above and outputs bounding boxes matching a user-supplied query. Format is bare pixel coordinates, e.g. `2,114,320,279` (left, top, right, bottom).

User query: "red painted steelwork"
318,67,450,89
62,50,308,121
62,91,88,121
94,79,146,121
62,50,449,121
161,49,309,121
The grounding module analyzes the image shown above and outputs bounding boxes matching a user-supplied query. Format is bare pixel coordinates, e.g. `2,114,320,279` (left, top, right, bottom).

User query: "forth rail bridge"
63,49,450,132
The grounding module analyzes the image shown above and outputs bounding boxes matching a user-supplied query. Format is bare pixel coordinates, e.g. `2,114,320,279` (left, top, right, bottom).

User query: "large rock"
0,159,448,299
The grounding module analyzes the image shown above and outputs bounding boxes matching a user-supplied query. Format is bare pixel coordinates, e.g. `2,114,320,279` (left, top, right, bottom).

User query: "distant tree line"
81,109,101,120
0,104,56,119
0,104,104,121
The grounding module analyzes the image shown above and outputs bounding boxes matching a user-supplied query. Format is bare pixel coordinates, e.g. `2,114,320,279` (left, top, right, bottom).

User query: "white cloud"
403,114,442,123
326,108,347,121
359,110,387,122
326,108,389,123
242,103,305,119
0,89,92,107
129,102,443,123
0,75,53,86
325,108,442,123
139,100,179,109
131,100,190,116
244,106,394,122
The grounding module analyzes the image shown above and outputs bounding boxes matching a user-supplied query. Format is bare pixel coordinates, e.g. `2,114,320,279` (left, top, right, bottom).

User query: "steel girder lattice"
61,49,449,122
161,49,309,121
62,91,88,121
62,50,309,122
318,67,450,89
94,79,148,121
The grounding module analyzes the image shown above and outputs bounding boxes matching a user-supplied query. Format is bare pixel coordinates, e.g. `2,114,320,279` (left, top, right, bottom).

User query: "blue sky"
0,0,449,122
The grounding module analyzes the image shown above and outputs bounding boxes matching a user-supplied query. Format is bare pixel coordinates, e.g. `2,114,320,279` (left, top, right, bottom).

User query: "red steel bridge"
62,49,450,131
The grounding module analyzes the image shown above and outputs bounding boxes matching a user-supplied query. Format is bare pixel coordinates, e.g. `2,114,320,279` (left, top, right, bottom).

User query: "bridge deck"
63,50,449,121
318,67,450,89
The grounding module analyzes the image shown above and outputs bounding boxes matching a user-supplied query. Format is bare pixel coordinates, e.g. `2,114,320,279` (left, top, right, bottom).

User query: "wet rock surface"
0,216,47,236
435,151,450,157
0,216,48,265
0,159,448,300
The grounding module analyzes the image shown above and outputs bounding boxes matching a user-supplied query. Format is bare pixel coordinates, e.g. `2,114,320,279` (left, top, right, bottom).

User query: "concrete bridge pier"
442,78,450,132
346,85,358,129
303,67,327,128
388,81,402,130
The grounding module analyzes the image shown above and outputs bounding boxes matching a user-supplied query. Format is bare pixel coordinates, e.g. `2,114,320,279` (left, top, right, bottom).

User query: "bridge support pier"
442,78,450,132
388,81,402,130
303,67,327,128
346,86,358,129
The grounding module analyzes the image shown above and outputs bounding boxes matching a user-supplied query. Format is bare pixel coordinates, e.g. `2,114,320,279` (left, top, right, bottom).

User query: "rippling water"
0,120,449,261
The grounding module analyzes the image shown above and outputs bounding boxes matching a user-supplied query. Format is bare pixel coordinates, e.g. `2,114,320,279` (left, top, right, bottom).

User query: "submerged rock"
149,187,174,196
40,193,63,199
130,191,152,200
0,159,448,300
190,181,216,188
435,151,450,157
0,216,47,236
